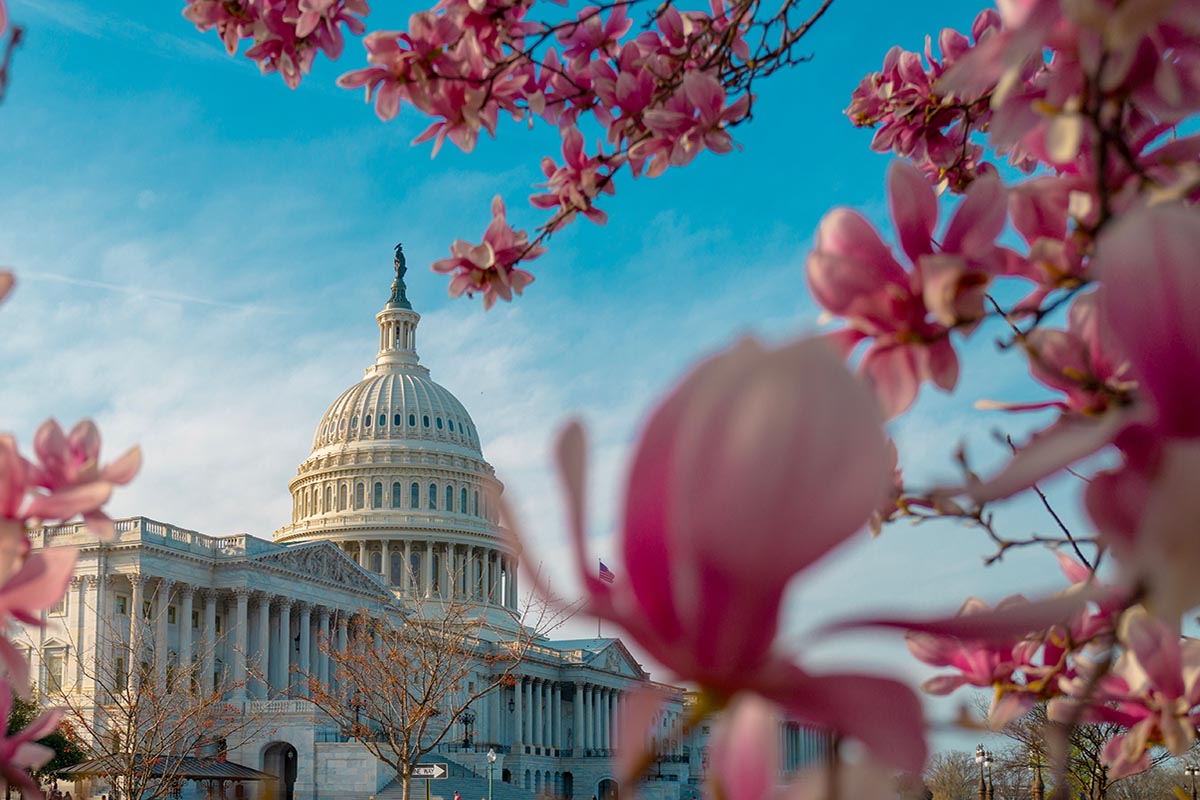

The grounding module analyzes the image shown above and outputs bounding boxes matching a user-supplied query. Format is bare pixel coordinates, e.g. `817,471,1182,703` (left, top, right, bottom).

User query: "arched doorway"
262,741,298,800
598,778,618,800
562,771,574,799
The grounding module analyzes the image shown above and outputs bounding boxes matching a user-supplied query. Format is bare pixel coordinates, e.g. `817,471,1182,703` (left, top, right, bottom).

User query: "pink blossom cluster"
0,274,138,797
182,0,368,88
814,0,1200,781
190,0,756,305
846,9,1002,191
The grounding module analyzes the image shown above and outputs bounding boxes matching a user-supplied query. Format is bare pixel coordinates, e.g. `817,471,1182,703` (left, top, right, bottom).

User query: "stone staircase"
353,755,536,800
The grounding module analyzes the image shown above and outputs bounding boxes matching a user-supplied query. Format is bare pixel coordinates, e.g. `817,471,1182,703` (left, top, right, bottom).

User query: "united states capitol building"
21,250,827,800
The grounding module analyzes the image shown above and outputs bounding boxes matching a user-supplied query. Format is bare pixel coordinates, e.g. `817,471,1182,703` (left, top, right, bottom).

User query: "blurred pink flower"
519,336,926,772
0,686,62,799
807,159,1009,417
29,419,140,540
1051,607,1200,777
1021,291,1132,415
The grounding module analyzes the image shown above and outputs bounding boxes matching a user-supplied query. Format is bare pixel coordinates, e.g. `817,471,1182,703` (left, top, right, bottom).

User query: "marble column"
382,540,390,584
356,542,367,569
179,585,194,692
72,577,86,689
552,682,561,749
153,578,172,686
297,602,312,697
201,589,217,694
335,612,349,696
573,682,583,751
317,607,331,689
592,686,601,751
601,688,611,750
277,598,292,696
255,593,271,699
403,540,412,594
127,573,145,675
513,676,524,751
427,542,436,597
232,588,249,701
510,560,519,610
538,679,548,747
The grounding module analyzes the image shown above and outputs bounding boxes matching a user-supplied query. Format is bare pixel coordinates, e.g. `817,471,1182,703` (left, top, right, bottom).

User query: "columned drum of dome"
274,246,518,611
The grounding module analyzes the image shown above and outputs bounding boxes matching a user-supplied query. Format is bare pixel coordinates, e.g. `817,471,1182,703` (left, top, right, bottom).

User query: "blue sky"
1,0,1095,748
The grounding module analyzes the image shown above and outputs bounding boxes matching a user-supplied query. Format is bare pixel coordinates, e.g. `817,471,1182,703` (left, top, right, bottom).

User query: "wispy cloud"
16,270,286,313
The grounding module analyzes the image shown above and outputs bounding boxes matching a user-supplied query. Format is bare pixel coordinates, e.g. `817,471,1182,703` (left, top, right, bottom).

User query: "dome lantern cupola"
372,243,421,372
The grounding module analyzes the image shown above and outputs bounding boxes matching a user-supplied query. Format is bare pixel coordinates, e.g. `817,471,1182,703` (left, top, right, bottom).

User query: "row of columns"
342,539,519,610
780,724,829,773
512,679,625,752
118,574,354,702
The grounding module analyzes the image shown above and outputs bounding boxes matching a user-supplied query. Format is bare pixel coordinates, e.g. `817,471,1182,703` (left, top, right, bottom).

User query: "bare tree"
303,579,566,800
988,699,1189,800
924,750,979,800
30,590,275,800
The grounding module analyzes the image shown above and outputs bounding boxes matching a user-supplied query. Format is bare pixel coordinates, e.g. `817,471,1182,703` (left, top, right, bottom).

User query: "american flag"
598,560,615,584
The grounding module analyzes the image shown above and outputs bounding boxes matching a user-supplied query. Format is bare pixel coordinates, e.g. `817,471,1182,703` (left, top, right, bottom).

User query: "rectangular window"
142,600,152,619
168,606,177,625
192,610,200,629
44,652,64,694
215,616,222,634
49,594,67,616
116,595,128,615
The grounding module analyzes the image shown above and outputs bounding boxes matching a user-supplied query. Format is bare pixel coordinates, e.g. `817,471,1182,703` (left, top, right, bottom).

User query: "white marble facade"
19,257,827,800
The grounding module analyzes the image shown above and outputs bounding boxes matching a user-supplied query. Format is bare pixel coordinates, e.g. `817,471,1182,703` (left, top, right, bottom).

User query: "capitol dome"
275,246,518,612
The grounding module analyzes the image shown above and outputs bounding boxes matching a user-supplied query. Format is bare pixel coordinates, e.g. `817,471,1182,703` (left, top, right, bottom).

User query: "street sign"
414,764,448,780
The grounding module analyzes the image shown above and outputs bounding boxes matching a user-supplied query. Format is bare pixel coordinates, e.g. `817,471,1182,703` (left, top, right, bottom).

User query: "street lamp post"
1186,764,1199,800
984,751,994,800
487,748,497,800
976,745,987,800
459,707,476,749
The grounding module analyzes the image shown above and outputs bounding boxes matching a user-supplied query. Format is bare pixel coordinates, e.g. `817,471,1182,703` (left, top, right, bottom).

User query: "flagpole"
598,560,603,638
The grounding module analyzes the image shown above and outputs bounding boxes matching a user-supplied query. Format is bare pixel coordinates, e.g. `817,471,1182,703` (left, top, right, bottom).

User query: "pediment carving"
595,641,646,680
250,543,388,598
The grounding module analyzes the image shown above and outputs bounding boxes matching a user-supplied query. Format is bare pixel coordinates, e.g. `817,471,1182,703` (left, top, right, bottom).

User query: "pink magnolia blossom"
558,6,632,67
184,0,369,88
431,195,544,309
29,419,141,540
806,159,1010,417
0,686,63,800
633,72,750,177
973,204,1200,620
847,9,1001,190
1051,607,1200,778
516,336,926,772
1020,291,1133,415
530,127,617,227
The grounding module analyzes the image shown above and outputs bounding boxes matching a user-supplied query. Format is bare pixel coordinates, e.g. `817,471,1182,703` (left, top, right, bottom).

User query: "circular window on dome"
380,414,386,427
423,415,430,428
364,415,371,428
436,417,443,430
394,413,402,426
351,416,358,429
409,414,416,427
448,420,455,432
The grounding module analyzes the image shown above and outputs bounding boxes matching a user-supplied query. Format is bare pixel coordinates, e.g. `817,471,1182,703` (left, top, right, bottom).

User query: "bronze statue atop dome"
389,242,412,309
